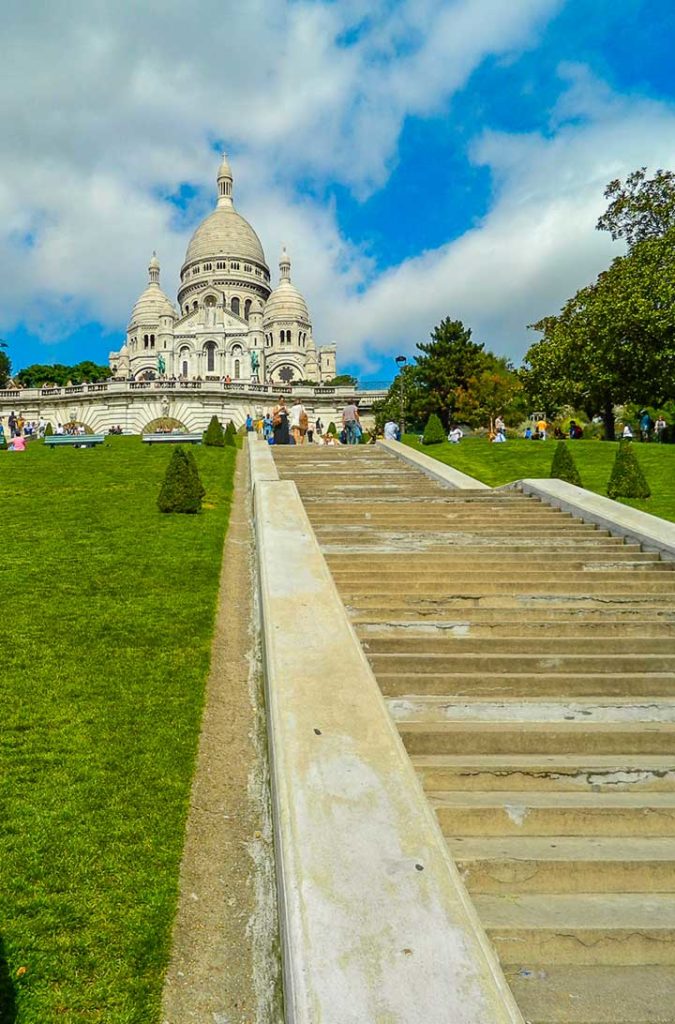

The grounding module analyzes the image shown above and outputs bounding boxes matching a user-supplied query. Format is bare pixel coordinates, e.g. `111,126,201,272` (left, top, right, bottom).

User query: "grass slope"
405,436,675,523
0,436,237,1023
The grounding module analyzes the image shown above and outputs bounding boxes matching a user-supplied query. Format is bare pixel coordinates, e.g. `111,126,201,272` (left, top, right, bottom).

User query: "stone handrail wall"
1,380,387,403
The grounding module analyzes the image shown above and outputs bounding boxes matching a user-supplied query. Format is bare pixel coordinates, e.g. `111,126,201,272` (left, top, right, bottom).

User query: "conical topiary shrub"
607,439,651,499
44,422,53,437
158,447,205,513
0,433,7,450
204,414,224,447
422,413,445,445
223,421,237,447
327,421,337,436
550,441,582,487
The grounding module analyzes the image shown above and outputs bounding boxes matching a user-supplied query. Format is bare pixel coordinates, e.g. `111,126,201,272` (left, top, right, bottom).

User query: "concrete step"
328,546,661,561
370,652,675,674
366,636,675,654
357,620,675,639
412,754,675,792
348,593,675,609
476,893,675,964
334,570,675,588
430,791,675,836
357,619,675,637
329,554,668,569
389,697,675,723
448,836,675,893
504,964,675,1024
398,721,675,755
379,671,675,698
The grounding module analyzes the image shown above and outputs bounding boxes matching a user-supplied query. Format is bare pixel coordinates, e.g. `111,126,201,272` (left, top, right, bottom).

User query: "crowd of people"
249,398,371,447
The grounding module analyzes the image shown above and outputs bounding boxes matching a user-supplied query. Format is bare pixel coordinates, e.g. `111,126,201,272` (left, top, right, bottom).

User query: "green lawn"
405,435,675,523
0,436,237,1023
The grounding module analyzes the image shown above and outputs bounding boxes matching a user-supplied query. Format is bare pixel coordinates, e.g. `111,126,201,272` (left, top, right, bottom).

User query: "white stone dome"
184,206,267,266
129,254,176,326
263,248,310,325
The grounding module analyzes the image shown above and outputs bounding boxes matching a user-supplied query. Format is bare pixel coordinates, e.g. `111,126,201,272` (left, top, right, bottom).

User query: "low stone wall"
248,437,523,1024
511,478,675,562
377,437,490,489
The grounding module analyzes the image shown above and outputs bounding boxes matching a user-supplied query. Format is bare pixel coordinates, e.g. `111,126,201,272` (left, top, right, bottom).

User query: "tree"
597,167,675,249
422,413,445,445
16,361,112,388
204,415,224,447
0,351,10,388
550,442,582,487
454,355,526,429
224,421,237,447
157,448,205,513
607,439,651,498
410,319,487,430
523,227,675,440
326,373,358,387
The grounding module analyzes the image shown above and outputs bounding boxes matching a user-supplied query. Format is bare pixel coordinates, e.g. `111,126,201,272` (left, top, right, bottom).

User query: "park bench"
141,432,203,445
44,434,105,448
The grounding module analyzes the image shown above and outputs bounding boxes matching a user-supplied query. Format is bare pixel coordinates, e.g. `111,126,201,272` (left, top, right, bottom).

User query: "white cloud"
0,0,561,360
5,0,671,379
323,73,675,369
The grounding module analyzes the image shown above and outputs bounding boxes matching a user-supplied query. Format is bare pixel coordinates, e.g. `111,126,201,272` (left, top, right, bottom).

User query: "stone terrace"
273,443,675,1024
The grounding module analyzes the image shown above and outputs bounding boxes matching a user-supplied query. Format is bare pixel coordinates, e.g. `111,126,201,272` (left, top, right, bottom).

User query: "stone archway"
144,416,188,434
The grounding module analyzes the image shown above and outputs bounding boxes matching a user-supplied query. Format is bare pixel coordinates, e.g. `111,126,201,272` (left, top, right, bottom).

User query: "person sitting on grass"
9,433,26,451
623,424,633,439
447,426,463,443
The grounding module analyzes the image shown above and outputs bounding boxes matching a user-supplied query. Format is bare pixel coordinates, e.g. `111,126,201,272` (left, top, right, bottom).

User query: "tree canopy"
16,361,112,388
596,167,675,249
373,318,524,432
523,227,675,438
0,351,11,389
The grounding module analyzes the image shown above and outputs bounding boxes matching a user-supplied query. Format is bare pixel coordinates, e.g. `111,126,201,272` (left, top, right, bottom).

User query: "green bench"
44,435,105,448
142,433,203,445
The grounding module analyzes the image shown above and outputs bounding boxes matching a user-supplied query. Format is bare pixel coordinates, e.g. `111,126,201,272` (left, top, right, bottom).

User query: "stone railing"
1,380,388,403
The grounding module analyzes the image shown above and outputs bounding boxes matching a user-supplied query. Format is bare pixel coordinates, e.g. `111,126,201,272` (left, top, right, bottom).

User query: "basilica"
109,156,337,385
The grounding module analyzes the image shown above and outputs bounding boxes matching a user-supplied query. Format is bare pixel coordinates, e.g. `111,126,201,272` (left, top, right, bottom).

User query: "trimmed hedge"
45,422,54,437
422,413,445,445
157,447,206,513
550,441,582,487
607,439,651,499
203,415,224,447
224,421,237,448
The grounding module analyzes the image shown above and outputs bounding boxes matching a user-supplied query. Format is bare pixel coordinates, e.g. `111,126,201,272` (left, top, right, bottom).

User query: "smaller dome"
263,248,310,325
129,254,176,327
129,284,176,326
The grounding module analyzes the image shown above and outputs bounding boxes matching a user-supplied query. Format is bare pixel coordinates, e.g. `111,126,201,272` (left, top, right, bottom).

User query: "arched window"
244,299,252,320
205,295,216,307
150,334,155,348
234,359,240,378
204,341,217,373
179,346,190,379
193,301,198,310
231,296,240,316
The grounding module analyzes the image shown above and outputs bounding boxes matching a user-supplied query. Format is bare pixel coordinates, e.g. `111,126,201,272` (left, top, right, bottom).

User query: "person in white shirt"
383,420,399,440
622,424,633,439
289,401,307,445
448,426,463,443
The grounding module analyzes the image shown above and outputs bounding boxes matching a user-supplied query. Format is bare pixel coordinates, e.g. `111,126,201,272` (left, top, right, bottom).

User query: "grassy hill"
406,435,675,523
1,436,236,1023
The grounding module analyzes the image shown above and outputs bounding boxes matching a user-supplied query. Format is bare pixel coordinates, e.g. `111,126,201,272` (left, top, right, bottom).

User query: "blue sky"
1,0,674,381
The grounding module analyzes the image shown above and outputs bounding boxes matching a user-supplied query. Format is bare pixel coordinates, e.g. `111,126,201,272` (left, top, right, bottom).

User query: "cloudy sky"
2,0,675,380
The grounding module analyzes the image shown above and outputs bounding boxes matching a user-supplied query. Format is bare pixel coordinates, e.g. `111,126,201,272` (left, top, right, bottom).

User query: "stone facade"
109,156,337,386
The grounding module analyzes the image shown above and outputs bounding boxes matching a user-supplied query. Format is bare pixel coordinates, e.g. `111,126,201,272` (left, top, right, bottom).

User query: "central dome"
184,206,267,266
181,155,268,271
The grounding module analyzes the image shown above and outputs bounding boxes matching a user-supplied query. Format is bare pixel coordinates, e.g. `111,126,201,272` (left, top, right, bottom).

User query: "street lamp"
395,355,407,438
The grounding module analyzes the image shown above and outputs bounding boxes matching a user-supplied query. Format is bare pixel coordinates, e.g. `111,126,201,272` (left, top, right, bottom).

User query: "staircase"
272,444,675,1024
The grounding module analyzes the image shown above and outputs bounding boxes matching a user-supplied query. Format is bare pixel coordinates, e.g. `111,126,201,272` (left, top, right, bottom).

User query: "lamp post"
395,355,407,439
